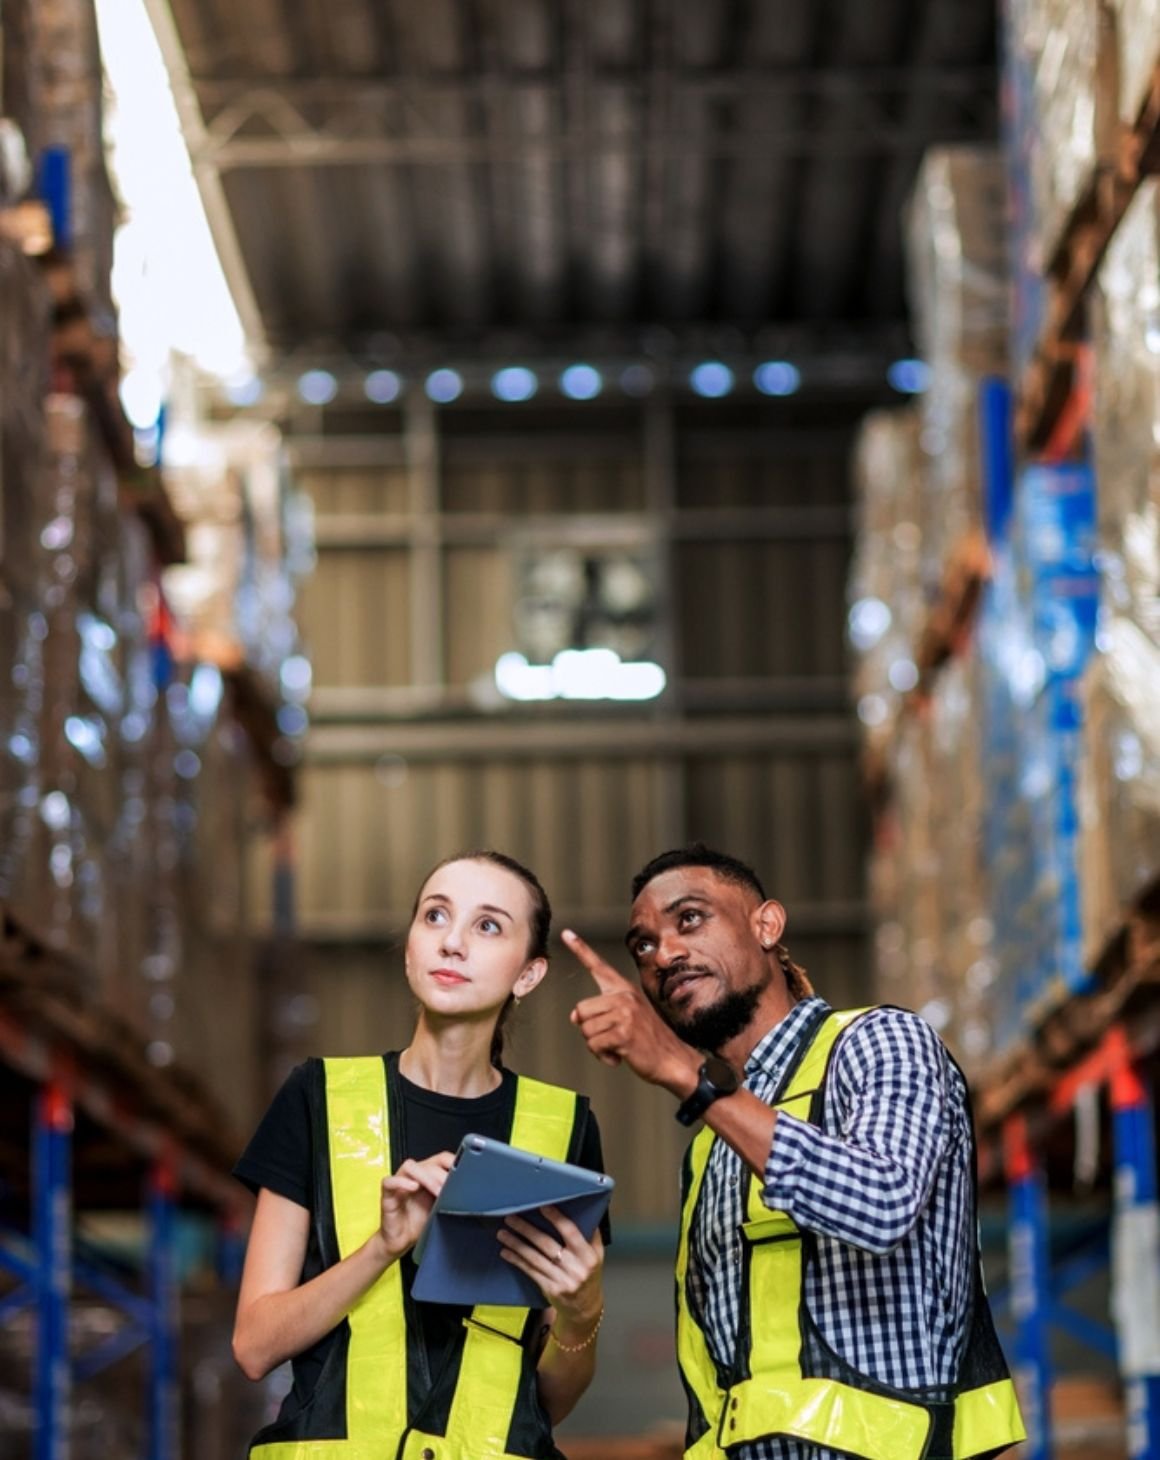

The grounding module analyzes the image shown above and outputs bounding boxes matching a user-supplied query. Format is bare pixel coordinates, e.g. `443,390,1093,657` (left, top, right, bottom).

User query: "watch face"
702,1055,740,1095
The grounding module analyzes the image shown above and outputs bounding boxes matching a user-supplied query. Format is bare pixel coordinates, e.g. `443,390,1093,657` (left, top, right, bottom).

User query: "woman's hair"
412,850,552,1067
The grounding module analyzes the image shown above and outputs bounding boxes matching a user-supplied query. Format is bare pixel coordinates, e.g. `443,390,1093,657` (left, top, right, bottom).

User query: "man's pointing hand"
564,928,700,1094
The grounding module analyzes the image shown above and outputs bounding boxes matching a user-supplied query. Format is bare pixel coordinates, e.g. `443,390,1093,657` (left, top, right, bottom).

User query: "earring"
513,995,522,1008
762,942,773,951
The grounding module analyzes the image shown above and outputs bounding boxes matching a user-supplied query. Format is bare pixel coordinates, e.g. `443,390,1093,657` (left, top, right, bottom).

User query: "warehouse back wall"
249,389,876,1237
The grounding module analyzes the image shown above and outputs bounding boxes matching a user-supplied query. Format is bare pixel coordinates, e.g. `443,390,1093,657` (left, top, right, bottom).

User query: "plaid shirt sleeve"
762,1008,952,1256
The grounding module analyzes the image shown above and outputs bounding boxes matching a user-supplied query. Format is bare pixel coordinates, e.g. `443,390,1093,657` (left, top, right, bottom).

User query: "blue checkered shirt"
686,998,975,1460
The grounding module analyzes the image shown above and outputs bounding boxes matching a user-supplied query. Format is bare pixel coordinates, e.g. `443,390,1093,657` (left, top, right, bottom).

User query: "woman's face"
405,858,546,1018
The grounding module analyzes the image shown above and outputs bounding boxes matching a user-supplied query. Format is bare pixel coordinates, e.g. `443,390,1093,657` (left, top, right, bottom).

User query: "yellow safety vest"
251,1057,578,1460
675,1008,1025,1460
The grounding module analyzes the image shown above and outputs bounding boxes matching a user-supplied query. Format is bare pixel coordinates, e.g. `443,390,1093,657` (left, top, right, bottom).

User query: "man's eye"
679,910,701,927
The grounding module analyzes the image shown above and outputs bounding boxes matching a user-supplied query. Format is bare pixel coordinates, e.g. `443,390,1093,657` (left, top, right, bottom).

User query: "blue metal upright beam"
148,1158,180,1460
1005,1115,1052,1460
1111,1048,1160,1460
33,1081,72,1460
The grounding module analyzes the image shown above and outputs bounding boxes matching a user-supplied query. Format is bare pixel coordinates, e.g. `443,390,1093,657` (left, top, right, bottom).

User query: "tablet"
411,1133,613,1307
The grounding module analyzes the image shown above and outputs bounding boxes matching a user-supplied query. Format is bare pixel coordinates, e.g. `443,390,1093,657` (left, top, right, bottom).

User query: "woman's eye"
479,917,501,934
425,907,447,924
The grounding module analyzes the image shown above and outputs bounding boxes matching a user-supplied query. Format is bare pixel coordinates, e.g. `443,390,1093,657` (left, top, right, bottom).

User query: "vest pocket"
740,1210,798,1244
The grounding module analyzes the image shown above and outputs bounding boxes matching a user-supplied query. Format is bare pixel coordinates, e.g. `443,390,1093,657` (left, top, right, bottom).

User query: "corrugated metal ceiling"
159,0,996,364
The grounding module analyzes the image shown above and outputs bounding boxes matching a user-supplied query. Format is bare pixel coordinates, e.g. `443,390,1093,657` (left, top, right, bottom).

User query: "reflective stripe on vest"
677,1009,1025,1460
252,1059,577,1460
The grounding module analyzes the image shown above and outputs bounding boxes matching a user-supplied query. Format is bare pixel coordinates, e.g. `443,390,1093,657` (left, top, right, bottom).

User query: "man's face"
624,865,773,1051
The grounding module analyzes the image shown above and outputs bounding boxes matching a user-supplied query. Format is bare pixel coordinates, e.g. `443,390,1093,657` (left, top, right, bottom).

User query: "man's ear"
514,957,548,998
754,900,787,949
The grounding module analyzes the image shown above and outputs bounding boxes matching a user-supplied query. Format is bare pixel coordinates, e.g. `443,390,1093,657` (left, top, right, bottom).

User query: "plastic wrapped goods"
1111,0,1160,124
906,149,1009,377
18,0,116,311
868,650,998,1079
906,148,1008,589
1003,0,1120,266
1078,615,1160,963
0,240,50,597
163,419,300,684
1091,179,1160,647
847,409,925,759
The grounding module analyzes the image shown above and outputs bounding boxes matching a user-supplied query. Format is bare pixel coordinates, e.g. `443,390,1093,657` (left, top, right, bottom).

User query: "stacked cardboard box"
853,149,1010,1068
1001,0,1119,273
0,240,50,914
0,2,275,1137
1081,178,1160,959
1111,0,1160,126
13,0,117,313
868,650,997,1077
163,415,305,686
906,149,1009,587
847,410,925,765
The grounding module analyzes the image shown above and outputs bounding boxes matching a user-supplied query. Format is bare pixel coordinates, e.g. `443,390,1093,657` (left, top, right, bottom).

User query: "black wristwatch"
675,1055,741,1126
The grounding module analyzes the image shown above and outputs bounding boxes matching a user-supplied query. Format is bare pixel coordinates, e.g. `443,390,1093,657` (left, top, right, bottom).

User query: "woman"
232,851,608,1459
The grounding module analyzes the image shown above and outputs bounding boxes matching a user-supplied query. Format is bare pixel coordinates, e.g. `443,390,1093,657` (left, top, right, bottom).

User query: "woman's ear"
514,957,549,999
754,899,787,949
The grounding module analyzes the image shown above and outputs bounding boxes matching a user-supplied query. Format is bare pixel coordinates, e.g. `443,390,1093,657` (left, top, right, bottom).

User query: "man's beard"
664,978,767,1052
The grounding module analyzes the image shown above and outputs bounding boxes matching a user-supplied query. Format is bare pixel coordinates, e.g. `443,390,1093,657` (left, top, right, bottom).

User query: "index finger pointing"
561,929,632,994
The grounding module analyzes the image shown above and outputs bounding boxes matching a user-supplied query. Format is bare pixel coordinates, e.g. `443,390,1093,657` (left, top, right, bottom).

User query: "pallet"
973,874,1160,1162
0,903,243,1211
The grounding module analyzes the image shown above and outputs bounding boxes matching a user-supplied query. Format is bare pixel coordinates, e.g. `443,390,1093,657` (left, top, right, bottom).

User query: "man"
563,845,1023,1460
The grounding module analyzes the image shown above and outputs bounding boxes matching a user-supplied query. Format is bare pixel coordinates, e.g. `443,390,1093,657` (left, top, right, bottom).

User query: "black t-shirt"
233,1057,609,1412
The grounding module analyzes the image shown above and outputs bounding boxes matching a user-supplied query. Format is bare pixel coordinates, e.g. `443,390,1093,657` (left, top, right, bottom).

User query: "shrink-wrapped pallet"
1078,615,1160,963
1091,179,1160,647
1004,0,1120,265
906,148,1009,590
18,0,117,311
163,417,303,686
869,649,998,1077
847,409,925,759
1111,0,1160,124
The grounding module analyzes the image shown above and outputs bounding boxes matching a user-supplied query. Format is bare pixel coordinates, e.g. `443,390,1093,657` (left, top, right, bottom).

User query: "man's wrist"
661,1048,703,1101
674,1054,742,1126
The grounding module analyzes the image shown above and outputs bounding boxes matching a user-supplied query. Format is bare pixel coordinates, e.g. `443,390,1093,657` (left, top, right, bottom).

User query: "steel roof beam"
196,120,993,169
189,65,994,105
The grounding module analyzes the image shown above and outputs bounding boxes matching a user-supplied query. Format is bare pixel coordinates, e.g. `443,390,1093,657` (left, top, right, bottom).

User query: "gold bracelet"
547,1306,604,1354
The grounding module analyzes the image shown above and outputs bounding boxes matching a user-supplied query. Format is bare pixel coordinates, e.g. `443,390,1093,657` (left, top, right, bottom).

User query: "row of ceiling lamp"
231,357,931,409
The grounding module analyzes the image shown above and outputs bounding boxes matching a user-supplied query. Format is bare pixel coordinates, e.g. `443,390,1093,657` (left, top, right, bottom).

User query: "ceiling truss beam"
189,66,994,171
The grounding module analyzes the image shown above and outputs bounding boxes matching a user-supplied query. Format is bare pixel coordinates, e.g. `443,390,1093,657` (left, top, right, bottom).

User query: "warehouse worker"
232,850,608,1460
566,844,1024,1460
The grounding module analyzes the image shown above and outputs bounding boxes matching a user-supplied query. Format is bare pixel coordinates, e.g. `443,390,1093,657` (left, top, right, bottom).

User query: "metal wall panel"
285,755,664,932
297,465,410,516
684,752,866,904
298,547,412,686
443,454,646,514
443,546,514,687
676,428,855,508
675,537,850,679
